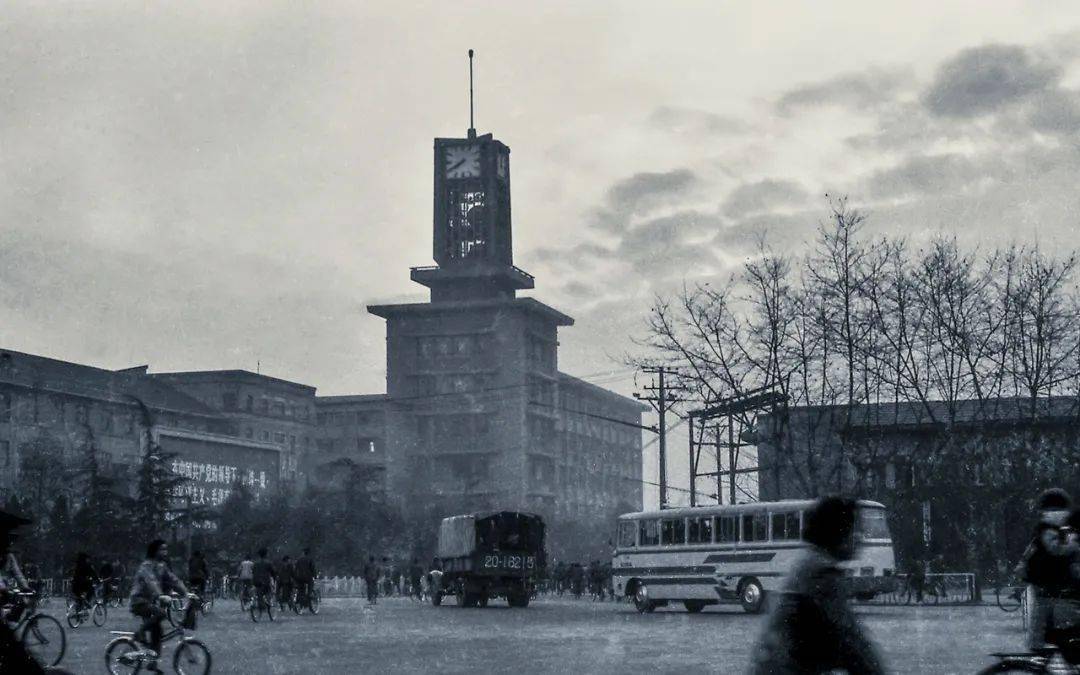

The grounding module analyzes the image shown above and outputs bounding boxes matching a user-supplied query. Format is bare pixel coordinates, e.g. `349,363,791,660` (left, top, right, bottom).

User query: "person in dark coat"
748,496,885,675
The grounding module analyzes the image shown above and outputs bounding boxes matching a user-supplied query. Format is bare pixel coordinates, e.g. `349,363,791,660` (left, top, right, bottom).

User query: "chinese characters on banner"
170,459,268,507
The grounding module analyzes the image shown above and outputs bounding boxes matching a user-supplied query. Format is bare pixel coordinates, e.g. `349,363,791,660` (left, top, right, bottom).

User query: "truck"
431,511,546,608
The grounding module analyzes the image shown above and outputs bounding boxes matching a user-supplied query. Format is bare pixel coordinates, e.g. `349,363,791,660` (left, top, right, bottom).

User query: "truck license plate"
482,554,535,571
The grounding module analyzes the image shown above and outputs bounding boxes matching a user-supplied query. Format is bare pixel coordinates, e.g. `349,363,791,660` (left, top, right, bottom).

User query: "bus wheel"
739,579,765,614
683,600,706,613
633,584,655,614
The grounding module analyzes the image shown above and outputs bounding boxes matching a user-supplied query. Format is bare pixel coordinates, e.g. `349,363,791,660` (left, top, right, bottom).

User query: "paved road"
53,596,1028,674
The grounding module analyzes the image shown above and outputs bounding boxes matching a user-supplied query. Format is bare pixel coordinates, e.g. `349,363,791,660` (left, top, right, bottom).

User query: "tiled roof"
0,348,219,417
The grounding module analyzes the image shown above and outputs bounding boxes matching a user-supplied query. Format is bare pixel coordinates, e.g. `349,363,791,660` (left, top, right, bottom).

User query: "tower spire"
468,49,476,139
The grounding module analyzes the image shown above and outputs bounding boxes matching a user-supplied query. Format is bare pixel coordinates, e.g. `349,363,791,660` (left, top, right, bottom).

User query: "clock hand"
448,159,466,172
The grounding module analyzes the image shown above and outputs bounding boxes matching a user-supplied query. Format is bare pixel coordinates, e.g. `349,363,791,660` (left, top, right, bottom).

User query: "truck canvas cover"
438,514,477,559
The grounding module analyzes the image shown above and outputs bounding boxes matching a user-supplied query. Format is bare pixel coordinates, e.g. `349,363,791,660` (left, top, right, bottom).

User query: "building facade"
0,349,281,509
753,397,1080,579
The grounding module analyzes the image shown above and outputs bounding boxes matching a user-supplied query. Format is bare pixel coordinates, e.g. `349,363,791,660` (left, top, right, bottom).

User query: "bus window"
688,516,713,543
715,515,739,543
661,519,686,545
618,521,637,548
857,506,890,540
639,519,660,547
770,511,801,541
742,513,768,542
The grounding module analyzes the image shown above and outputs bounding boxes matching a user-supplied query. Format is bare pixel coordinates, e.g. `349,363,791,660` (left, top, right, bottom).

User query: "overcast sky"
4,2,1080,505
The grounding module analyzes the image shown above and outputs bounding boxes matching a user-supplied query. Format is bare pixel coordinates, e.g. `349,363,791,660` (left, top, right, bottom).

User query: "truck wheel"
684,600,706,613
508,592,529,608
431,592,442,607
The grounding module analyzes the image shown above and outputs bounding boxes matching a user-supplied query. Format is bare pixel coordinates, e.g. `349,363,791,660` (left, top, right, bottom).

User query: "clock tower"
411,131,533,302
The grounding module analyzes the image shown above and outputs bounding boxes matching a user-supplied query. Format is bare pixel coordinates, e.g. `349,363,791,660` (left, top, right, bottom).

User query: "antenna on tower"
467,49,476,139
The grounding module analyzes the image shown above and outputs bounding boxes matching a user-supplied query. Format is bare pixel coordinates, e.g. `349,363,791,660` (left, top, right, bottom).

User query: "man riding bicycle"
187,550,209,599
251,549,276,612
71,552,97,613
294,548,316,609
237,553,254,604
130,539,190,674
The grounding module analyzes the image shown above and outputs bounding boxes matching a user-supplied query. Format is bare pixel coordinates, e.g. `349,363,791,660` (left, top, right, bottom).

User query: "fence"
865,573,977,605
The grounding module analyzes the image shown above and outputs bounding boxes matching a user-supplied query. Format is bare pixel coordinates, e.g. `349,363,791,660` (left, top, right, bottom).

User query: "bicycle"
997,575,1027,613
977,623,1080,673
196,581,214,616
295,583,320,615
249,585,275,622
2,590,67,667
238,581,253,613
104,594,210,675
66,586,107,628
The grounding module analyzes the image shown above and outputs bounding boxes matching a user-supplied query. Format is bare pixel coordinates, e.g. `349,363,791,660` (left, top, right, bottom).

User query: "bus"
611,499,896,614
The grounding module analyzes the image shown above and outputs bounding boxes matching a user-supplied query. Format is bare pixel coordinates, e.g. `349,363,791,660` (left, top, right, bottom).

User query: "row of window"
316,410,381,427
417,334,495,360
224,393,313,421
619,511,804,548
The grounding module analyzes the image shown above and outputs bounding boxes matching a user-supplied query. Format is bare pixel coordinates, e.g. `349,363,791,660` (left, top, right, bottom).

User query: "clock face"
445,145,481,179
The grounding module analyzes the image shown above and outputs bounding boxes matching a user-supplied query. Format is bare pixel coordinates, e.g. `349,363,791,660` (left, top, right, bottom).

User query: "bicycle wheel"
997,585,1023,612
250,597,260,622
22,613,66,667
65,606,83,629
104,636,144,675
93,602,108,626
240,591,251,613
309,588,320,615
266,595,275,622
174,638,212,675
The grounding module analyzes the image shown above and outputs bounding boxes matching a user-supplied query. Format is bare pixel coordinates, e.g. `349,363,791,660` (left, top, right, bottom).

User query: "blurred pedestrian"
748,496,885,675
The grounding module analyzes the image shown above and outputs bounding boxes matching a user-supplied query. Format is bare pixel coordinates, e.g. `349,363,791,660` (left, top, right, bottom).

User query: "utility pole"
635,366,683,510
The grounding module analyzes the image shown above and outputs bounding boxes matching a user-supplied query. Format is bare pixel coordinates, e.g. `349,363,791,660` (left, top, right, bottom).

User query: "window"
274,402,285,416
661,519,686,545
716,515,739,543
770,512,801,541
742,513,768,542
75,404,88,424
618,521,636,548
260,430,269,441
639,519,660,547
688,516,713,544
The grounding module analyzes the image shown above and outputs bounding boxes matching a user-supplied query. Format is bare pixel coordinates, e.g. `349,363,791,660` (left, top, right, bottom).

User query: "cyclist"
237,553,254,605
129,539,189,675
275,555,295,609
1018,487,1074,649
0,508,50,674
99,558,116,605
251,548,276,612
187,550,208,598
71,552,97,613
294,548,316,609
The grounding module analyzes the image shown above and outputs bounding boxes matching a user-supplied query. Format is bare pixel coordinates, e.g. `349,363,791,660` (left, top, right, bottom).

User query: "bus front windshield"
857,507,890,540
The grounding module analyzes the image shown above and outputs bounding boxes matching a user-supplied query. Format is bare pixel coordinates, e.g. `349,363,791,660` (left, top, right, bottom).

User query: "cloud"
646,105,747,136
1027,90,1080,135
615,211,721,272
722,179,810,218
923,44,1060,118
865,154,987,199
777,67,912,114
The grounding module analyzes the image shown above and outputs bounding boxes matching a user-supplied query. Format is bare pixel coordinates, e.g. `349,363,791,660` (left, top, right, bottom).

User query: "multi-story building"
148,370,318,482
0,349,280,508
368,126,645,534
311,394,388,493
